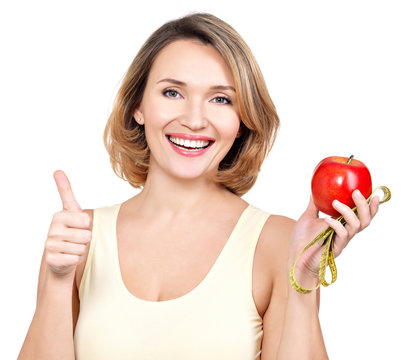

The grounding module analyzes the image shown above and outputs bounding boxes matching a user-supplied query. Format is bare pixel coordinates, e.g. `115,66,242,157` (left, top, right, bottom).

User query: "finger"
46,253,82,273
369,196,380,218
352,189,371,230
60,243,87,256
47,239,88,255
54,170,81,212
324,217,349,257
49,228,92,244
332,199,361,237
52,211,92,229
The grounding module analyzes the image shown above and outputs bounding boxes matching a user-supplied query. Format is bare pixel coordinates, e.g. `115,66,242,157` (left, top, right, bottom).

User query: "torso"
76,195,273,318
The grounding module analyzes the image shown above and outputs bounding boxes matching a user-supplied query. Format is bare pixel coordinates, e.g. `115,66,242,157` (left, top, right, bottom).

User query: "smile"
165,135,215,157
169,136,210,149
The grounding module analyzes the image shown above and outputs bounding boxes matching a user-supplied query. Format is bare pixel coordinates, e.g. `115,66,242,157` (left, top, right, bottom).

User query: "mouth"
166,135,215,152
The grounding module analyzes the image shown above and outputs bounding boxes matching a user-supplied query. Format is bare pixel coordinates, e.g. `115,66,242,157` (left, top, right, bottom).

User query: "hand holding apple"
311,155,372,217
289,155,391,294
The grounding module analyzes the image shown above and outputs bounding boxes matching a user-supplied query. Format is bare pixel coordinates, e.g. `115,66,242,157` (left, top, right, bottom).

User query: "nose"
178,97,208,131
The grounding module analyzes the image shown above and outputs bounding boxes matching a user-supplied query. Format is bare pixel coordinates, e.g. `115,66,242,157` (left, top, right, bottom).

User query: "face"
134,39,241,182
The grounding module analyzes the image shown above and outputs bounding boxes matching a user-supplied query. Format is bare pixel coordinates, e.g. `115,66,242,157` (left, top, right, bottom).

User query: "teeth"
169,136,210,148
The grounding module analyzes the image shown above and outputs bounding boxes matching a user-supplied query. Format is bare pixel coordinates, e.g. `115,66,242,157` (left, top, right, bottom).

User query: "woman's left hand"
289,189,381,284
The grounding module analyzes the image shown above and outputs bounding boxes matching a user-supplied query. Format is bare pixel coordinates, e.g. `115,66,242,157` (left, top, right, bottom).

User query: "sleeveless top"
74,203,271,360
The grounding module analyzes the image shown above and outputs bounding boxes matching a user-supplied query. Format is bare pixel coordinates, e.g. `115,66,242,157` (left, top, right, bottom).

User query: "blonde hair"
104,12,280,197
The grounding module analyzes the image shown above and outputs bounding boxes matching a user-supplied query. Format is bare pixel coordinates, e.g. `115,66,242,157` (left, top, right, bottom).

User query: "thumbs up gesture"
45,170,92,276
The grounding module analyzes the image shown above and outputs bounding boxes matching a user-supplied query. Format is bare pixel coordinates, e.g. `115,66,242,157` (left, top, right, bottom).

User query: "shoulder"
251,212,296,317
74,204,121,291
262,214,296,245
258,213,296,256
255,213,296,286
264,214,295,271
265,214,295,268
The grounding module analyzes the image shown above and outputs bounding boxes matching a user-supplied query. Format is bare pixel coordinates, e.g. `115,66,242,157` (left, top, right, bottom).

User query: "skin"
18,39,381,360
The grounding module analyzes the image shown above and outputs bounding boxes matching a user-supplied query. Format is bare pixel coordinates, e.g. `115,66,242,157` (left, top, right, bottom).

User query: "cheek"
209,104,240,138
218,116,241,141
143,98,173,128
146,95,188,127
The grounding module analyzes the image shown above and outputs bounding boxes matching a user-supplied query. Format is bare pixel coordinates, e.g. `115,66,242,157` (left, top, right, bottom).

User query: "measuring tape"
289,185,391,294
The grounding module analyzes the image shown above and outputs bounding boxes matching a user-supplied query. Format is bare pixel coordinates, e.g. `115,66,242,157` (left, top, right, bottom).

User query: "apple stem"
347,155,354,164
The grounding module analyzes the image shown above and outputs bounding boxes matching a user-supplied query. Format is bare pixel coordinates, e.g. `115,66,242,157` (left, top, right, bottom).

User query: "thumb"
303,195,319,219
53,170,82,211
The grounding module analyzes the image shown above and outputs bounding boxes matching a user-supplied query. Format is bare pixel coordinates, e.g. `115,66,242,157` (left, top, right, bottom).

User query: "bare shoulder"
262,214,296,237
75,209,94,291
254,214,297,357
259,214,296,268
252,214,296,315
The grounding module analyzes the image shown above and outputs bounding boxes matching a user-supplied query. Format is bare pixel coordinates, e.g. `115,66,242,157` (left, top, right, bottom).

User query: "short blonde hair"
104,12,280,197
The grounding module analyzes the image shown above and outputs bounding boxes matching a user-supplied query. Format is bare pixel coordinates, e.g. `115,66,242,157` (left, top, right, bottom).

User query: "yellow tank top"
74,203,270,359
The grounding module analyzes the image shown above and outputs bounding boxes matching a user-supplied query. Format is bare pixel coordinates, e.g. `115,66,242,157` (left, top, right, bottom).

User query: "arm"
18,171,92,360
260,216,328,360
18,252,78,360
276,260,328,359
261,191,380,359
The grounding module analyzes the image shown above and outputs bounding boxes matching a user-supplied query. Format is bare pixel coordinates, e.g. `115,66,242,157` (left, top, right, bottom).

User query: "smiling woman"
18,11,382,360
130,38,246,182
103,13,280,196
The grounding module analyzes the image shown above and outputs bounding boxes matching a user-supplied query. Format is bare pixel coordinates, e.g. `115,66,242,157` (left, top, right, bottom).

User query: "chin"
169,167,216,182
171,171,207,181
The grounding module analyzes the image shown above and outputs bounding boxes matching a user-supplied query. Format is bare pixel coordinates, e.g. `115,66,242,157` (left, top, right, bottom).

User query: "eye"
163,89,181,99
212,96,232,105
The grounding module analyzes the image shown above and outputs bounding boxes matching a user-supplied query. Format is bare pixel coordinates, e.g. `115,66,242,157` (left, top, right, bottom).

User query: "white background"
1,0,401,358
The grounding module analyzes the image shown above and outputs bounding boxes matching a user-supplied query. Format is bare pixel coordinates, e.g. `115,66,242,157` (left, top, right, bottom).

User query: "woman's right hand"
45,170,92,277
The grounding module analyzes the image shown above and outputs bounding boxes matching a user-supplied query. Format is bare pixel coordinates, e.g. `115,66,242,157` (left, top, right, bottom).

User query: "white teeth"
168,136,210,148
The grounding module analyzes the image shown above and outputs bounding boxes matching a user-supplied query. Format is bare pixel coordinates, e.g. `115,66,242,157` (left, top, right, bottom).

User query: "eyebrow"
156,78,236,93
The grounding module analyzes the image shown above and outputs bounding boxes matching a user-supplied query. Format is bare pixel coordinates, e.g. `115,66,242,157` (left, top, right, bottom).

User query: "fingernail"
355,189,364,199
333,199,340,207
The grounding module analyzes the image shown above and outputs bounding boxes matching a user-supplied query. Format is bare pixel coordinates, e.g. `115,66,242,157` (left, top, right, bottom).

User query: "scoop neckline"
111,202,252,305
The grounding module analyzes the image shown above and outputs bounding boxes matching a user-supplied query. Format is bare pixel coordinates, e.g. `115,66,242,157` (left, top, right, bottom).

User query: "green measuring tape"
289,185,391,294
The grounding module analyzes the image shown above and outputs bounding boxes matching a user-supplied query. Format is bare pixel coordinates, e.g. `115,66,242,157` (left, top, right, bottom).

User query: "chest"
116,215,271,318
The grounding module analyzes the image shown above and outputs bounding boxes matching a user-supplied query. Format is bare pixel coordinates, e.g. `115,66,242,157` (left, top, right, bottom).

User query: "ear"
235,122,245,138
132,108,144,125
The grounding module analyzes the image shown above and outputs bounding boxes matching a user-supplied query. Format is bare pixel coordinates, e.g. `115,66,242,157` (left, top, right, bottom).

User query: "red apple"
311,155,372,217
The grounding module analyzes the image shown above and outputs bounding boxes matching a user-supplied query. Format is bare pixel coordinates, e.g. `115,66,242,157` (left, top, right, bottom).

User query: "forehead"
148,39,235,86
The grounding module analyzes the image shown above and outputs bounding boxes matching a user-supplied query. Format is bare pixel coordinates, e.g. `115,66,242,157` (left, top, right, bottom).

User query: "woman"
18,12,380,359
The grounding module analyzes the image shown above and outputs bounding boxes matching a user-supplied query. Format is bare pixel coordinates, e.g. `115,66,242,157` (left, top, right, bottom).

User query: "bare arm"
261,191,380,359
260,216,328,360
18,253,78,360
18,171,92,360
276,268,328,359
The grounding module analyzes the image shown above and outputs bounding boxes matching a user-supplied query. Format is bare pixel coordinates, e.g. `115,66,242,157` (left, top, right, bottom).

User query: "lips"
165,133,216,142
165,134,215,157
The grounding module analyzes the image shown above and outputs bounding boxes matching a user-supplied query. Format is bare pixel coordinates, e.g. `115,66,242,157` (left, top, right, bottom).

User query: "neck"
133,162,231,221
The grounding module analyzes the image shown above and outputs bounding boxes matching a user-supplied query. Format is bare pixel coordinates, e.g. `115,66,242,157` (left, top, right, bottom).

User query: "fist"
45,170,92,276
